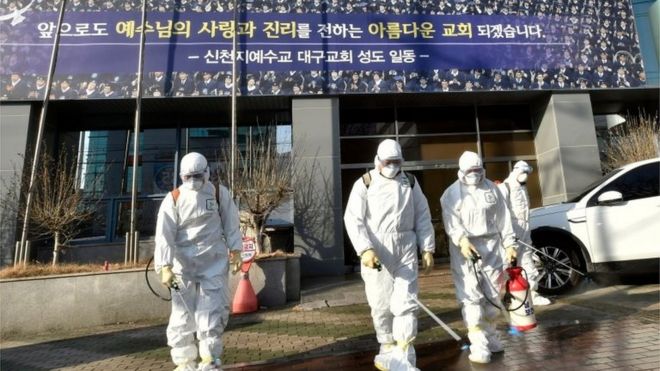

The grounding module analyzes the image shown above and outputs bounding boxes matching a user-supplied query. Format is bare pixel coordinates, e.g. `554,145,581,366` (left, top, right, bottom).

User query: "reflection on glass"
398,106,475,134
481,132,535,157
478,105,532,131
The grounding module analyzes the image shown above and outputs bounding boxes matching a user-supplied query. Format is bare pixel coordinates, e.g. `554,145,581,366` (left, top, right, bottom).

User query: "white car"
529,158,660,294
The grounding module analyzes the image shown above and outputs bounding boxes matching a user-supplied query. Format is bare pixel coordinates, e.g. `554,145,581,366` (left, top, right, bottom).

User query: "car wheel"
534,243,581,295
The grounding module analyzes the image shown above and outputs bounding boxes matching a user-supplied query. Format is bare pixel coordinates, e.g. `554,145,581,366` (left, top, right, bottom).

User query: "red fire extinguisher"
505,261,537,332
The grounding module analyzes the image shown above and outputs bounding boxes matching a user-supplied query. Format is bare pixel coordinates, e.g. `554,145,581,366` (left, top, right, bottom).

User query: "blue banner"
3,12,569,74
0,0,646,99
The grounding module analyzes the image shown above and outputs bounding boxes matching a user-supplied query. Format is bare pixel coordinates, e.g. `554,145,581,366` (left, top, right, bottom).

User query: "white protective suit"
155,153,242,370
499,161,551,305
440,151,517,364
344,139,435,370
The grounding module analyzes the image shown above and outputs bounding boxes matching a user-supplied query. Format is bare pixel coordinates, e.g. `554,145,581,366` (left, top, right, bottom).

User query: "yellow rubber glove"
360,249,381,269
505,245,518,264
458,236,480,260
421,251,434,275
160,265,175,288
229,250,242,275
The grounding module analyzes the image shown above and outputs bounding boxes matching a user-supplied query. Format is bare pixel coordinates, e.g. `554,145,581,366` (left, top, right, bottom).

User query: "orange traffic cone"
232,272,258,314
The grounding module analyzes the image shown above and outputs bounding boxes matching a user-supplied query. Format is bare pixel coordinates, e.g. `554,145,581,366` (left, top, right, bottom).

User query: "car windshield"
566,168,623,203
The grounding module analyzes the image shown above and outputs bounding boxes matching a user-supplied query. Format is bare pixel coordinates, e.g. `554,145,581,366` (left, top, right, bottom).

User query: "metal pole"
230,0,238,196
18,0,68,256
119,130,132,196
74,131,84,190
474,104,482,158
129,0,149,253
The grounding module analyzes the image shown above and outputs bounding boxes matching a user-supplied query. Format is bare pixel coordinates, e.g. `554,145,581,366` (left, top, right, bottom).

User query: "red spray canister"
505,265,537,331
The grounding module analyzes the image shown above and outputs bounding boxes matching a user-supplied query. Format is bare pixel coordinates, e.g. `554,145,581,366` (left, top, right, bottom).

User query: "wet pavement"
1,267,658,371
226,317,660,371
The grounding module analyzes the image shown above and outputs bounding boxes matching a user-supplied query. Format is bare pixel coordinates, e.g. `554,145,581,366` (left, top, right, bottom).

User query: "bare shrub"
28,148,102,265
222,127,297,255
603,110,660,172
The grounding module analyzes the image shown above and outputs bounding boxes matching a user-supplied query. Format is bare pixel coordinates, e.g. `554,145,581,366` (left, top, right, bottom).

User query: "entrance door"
405,168,458,259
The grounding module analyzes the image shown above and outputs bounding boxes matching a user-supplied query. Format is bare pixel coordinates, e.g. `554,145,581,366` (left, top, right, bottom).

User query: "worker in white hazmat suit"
440,151,518,364
344,139,436,371
498,161,552,306
155,152,243,371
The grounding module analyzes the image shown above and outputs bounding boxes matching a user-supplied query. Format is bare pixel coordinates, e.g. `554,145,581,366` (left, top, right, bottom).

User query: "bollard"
14,241,19,266
133,231,140,264
17,240,23,266
125,232,130,264
24,241,31,265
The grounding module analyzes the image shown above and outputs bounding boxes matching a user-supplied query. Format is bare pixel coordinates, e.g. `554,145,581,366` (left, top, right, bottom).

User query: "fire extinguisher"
503,259,537,332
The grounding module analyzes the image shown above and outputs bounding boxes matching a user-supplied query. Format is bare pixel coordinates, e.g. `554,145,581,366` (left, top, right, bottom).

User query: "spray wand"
410,295,470,351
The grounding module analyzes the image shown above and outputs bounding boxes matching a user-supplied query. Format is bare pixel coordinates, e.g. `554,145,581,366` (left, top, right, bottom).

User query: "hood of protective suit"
180,152,208,175
374,140,404,179
513,160,532,174
457,151,484,185
377,139,403,161
180,152,210,189
507,160,533,184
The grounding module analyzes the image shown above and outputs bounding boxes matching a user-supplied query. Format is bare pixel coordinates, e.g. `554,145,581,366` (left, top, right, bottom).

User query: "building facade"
1,0,658,274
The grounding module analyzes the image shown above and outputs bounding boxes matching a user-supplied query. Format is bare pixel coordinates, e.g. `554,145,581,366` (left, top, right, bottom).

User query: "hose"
145,256,172,301
470,258,529,312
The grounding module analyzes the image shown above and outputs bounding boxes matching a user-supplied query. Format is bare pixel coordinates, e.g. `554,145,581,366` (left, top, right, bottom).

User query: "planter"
0,269,170,338
0,256,301,338
228,254,300,309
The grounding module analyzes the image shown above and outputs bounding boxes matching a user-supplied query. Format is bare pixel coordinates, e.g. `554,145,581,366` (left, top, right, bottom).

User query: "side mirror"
597,191,624,205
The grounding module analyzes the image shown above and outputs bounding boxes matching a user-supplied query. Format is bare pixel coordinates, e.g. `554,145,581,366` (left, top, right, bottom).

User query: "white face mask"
464,173,482,185
381,164,400,179
184,178,204,191
517,173,528,184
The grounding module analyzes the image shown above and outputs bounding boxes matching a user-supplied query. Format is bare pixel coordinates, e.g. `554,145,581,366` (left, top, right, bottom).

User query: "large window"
339,103,540,263
72,123,292,243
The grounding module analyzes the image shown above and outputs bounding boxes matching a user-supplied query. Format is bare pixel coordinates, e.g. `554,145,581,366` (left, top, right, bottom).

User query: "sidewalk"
1,264,658,370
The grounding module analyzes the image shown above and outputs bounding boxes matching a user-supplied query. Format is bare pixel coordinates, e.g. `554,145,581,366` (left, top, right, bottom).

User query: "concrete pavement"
1,264,658,370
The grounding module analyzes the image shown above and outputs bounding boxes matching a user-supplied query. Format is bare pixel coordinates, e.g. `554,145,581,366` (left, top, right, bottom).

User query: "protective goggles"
380,158,402,166
464,167,484,176
182,173,205,181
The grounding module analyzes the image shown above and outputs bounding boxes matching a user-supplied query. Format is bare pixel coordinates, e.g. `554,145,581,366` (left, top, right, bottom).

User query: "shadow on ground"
0,325,167,371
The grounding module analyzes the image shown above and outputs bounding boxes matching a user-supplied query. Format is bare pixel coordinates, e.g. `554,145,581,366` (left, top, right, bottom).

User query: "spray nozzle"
375,261,382,272
171,281,180,292
470,251,482,263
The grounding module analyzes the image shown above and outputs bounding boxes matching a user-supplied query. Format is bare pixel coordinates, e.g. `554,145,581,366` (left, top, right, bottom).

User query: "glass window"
588,162,660,206
397,106,475,134
340,107,395,136
400,135,478,162
78,130,132,198
137,129,178,195
478,105,532,131
481,132,535,158
340,137,394,164
485,160,542,208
